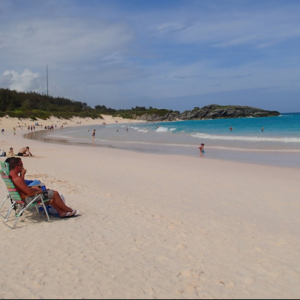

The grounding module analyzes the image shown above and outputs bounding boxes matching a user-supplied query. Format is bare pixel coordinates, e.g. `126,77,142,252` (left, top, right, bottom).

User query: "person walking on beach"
13,128,16,135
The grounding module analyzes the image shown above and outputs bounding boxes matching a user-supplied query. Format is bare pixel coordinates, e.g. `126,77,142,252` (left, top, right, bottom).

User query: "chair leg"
40,197,51,223
35,205,41,217
4,202,16,223
0,195,10,218
12,195,51,229
12,198,38,229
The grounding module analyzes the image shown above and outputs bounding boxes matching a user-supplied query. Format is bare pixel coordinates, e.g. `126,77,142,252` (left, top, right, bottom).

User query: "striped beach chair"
0,162,11,217
0,168,51,229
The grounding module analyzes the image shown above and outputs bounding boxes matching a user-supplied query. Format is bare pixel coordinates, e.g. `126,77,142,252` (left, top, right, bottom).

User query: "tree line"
0,89,169,120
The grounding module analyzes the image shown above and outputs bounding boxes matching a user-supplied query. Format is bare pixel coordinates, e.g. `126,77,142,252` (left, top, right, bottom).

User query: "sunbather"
18,147,33,157
8,157,79,218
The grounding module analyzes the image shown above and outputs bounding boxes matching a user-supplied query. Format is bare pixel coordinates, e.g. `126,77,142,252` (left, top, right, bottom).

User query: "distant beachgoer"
199,143,205,155
1,129,4,135
18,147,33,157
229,127,233,131
92,130,96,146
126,127,129,132
7,147,15,157
13,128,16,135
261,127,264,132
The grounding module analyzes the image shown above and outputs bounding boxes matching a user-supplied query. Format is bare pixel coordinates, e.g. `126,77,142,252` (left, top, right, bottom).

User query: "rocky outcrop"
136,105,280,122
138,111,181,122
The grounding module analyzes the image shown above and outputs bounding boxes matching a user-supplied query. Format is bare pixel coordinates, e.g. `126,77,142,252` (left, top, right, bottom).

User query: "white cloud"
0,69,43,92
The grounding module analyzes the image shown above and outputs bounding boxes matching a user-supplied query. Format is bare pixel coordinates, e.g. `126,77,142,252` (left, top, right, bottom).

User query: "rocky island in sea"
137,105,280,122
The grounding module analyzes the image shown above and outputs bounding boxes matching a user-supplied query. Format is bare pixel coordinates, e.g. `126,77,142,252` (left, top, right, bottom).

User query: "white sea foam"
191,133,300,143
156,127,169,132
170,128,177,132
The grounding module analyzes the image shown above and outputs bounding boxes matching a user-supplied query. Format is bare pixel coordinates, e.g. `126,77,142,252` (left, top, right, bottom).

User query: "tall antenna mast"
46,65,49,96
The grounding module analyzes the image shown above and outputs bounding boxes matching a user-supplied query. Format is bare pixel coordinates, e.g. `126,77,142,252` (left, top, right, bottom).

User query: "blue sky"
0,0,300,112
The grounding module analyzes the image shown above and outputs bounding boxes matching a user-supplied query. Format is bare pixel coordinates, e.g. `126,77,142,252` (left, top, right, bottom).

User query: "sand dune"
0,121,299,298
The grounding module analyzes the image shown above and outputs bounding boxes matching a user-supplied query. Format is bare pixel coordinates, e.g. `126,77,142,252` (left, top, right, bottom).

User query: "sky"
0,0,300,113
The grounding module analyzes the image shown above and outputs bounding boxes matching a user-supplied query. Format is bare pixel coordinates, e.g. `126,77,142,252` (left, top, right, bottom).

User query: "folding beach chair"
0,169,51,229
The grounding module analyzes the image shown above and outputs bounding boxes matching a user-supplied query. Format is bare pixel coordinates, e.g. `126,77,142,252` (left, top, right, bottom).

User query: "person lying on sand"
18,147,33,157
8,157,79,218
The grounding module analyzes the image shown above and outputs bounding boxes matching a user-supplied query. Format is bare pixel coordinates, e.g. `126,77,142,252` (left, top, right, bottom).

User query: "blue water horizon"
130,113,300,143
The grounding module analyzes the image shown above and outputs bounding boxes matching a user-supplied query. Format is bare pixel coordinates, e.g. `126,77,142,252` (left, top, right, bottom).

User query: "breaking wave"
191,133,300,143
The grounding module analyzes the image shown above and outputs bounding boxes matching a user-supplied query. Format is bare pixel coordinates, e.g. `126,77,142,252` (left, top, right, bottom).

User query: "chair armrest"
21,191,43,200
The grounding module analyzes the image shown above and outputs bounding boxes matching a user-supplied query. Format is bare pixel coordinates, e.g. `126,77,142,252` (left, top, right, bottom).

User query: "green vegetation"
0,89,103,120
0,89,171,120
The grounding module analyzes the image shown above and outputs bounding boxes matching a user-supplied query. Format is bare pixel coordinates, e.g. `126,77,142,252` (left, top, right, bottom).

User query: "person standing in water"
92,129,96,146
199,144,205,156
261,127,264,132
229,127,233,131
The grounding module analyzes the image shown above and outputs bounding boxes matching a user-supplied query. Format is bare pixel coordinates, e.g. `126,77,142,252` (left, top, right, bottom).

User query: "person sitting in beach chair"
8,157,79,218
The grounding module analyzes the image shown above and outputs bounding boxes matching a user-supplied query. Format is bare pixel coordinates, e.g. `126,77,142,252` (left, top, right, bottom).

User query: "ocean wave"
191,133,300,143
156,127,169,132
170,128,177,132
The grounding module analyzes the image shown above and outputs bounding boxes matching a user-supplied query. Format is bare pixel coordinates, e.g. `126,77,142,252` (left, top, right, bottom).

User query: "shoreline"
23,123,300,169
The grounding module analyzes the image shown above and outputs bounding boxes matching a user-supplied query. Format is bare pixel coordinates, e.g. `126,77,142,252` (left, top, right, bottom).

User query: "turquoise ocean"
128,113,300,143
28,113,300,168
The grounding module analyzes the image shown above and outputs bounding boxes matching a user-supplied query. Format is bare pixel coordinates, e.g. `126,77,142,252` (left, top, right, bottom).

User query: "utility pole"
46,65,49,97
